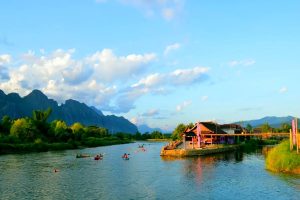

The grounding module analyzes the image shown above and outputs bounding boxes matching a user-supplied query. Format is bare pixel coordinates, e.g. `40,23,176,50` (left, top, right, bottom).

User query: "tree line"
0,108,167,145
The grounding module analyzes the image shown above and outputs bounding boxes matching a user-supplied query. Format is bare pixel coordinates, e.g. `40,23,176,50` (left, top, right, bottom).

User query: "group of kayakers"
55,144,149,172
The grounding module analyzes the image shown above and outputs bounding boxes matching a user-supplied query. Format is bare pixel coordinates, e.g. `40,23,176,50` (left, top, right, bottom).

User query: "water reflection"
161,150,247,186
0,143,299,200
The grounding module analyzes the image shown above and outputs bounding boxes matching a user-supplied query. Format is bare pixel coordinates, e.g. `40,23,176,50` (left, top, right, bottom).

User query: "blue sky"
0,0,299,131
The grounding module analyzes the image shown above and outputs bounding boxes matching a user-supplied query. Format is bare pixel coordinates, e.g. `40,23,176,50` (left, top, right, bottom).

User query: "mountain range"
137,124,165,134
235,116,298,128
0,89,138,134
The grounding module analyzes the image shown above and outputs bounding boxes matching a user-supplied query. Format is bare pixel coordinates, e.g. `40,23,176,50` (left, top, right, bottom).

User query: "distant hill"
138,124,165,133
235,116,297,128
0,89,138,134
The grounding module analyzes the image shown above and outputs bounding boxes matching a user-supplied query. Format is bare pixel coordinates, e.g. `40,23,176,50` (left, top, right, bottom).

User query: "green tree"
51,120,70,142
71,122,85,140
85,126,109,138
280,123,291,133
171,123,187,141
151,130,163,139
246,124,253,133
135,131,142,140
32,108,52,138
0,115,12,135
260,123,272,133
32,108,52,122
187,122,194,129
10,118,37,142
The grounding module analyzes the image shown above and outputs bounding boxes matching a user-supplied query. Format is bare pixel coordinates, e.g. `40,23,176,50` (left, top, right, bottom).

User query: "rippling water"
0,142,299,200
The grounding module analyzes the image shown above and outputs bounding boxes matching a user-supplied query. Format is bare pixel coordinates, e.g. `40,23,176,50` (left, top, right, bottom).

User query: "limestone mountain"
0,89,137,134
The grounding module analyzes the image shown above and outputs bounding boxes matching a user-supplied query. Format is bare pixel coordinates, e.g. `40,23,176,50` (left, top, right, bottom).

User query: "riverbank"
146,138,171,142
266,140,300,174
160,144,239,157
160,139,281,157
0,137,133,154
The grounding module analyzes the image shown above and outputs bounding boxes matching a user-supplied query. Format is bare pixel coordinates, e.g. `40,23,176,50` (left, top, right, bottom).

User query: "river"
0,142,299,200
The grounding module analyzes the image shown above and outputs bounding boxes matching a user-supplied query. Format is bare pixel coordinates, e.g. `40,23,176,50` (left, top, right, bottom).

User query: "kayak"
76,154,90,158
123,157,130,160
94,156,102,160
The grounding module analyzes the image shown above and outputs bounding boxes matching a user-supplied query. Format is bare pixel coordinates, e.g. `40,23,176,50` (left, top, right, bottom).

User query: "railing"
197,133,290,137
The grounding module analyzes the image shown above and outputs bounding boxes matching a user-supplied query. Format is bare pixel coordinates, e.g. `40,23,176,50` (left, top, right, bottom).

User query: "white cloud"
0,48,155,110
87,49,156,82
164,43,180,55
110,66,209,113
132,73,164,88
279,87,288,94
201,95,208,101
142,109,159,117
176,100,192,112
228,59,256,67
170,66,209,85
0,54,11,65
0,48,210,114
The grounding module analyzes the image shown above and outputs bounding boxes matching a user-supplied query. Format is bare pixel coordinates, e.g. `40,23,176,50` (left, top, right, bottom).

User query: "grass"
266,140,300,174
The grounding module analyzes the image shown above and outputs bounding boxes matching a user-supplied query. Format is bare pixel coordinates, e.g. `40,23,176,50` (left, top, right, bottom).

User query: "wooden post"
296,118,299,154
297,132,299,154
290,129,293,151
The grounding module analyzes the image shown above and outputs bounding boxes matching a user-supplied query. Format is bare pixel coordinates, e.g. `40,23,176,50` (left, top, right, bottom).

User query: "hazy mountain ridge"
235,116,298,128
0,89,137,134
138,124,165,133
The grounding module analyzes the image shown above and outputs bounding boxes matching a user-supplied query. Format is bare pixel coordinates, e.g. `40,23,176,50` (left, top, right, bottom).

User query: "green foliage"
10,118,37,142
32,108,52,122
0,107,134,153
279,123,291,133
32,108,52,138
0,115,12,135
171,123,187,141
135,132,142,140
84,126,109,138
34,138,43,144
150,130,163,139
246,124,253,133
266,140,300,174
71,122,85,140
260,123,272,133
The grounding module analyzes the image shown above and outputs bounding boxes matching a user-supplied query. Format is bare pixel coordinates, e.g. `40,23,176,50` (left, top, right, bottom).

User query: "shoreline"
0,139,134,155
160,144,240,157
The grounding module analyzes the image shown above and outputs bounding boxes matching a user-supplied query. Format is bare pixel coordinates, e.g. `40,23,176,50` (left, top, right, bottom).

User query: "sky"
0,0,299,131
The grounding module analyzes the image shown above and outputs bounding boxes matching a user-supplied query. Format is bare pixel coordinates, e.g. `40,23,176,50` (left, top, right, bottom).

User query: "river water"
0,142,299,200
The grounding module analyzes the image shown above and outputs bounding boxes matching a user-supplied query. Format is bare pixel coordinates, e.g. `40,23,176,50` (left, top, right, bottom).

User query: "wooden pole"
297,132,299,154
296,118,299,154
290,129,293,151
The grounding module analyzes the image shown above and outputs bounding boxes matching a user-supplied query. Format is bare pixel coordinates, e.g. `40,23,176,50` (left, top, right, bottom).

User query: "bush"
266,140,300,174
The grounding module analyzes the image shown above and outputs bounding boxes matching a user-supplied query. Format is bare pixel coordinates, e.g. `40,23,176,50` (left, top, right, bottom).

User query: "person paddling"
122,153,129,159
